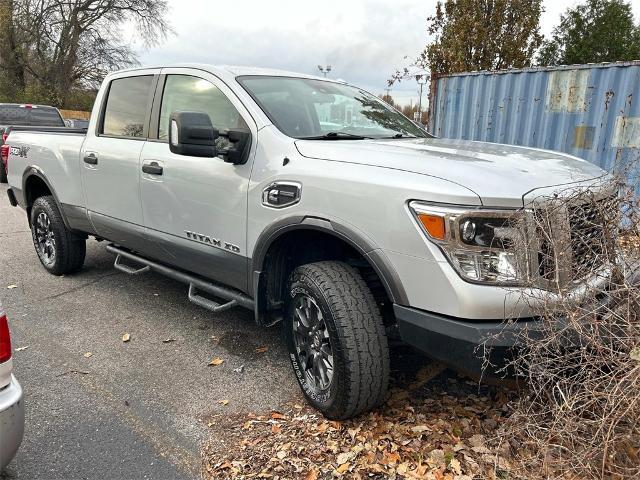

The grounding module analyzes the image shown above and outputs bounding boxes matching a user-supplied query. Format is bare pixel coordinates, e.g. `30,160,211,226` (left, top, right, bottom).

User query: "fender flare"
21,166,71,229
250,214,409,306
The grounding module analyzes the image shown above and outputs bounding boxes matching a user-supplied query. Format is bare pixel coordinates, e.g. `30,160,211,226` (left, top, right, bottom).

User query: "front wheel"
285,261,390,419
30,196,86,275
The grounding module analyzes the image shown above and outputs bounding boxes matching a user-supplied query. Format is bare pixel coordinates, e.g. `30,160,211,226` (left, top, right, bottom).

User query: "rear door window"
102,76,154,138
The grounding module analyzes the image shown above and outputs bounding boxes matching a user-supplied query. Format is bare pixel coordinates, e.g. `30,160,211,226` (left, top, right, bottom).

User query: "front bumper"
394,305,539,377
0,375,25,470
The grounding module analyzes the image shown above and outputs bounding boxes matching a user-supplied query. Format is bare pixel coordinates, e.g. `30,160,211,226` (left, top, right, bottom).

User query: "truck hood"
294,137,607,207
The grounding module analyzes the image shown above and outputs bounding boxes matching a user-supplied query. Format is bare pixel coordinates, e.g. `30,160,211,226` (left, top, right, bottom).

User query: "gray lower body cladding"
88,211,249,293
393,305,536,377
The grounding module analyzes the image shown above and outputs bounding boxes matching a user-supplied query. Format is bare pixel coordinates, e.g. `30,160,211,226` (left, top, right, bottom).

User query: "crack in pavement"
35,271,122,302
0,230,31,236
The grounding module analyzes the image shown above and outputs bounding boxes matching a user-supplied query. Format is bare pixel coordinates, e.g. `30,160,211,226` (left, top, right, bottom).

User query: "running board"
106,244,254,313
114,254,151,275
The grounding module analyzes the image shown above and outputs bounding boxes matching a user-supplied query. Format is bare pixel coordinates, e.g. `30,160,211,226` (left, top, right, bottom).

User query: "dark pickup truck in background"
0,104,67,183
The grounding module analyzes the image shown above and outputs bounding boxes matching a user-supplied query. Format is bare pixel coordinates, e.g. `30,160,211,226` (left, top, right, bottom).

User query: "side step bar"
106,244,254,313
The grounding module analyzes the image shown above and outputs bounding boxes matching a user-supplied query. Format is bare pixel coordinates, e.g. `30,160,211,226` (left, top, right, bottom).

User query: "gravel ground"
0,184,299,479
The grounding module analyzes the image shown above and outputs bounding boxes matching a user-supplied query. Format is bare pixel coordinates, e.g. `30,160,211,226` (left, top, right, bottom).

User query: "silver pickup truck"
4,65,610,419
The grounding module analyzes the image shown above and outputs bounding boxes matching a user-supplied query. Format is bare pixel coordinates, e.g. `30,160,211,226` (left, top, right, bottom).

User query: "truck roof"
0,103,60,109
109,64,341,84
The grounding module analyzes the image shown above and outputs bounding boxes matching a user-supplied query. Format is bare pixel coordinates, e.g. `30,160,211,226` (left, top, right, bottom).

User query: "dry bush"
492,172,640,479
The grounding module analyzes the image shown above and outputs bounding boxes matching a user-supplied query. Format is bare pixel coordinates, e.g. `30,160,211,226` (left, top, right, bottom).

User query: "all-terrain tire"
30,195,86,275
285,261,390,419
0,162,7,183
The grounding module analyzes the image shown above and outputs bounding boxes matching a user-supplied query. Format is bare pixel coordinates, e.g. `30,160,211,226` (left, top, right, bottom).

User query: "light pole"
415,73,429,126
317,65,332,78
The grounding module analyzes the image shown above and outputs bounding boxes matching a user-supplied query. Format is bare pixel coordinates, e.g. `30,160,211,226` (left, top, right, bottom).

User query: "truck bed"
7,125,88,135
6,128,87,210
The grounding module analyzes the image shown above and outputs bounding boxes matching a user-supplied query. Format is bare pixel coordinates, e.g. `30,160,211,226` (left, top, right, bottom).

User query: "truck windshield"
238,76,431,140
0,105,65,127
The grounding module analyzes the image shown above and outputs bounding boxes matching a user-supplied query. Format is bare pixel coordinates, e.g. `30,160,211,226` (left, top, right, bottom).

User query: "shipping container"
428,61,640,189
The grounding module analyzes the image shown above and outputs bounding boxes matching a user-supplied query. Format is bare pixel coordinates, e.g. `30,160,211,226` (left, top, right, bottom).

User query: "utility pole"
317,65,332,78
415,73,429,125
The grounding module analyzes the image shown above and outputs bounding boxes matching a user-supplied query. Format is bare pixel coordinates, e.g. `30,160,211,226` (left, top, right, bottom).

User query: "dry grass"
495,179,640,479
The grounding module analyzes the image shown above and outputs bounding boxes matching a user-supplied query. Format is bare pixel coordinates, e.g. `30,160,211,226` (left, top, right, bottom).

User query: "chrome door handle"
83,153,98,165
142,161,163,175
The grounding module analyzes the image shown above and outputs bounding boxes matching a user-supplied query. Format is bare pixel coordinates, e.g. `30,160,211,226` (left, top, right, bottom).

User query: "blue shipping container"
428,61,640,188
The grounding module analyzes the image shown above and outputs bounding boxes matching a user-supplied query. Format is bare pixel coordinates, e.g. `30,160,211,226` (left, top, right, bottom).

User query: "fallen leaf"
276,450,287,460
382,450,401,465
631,346,640,362
218,399,229,406
411,425,431,434
336,451,355,465
209,357,224,366
427,449,446,468
271,424,282,434
305,468,319,480
335,463,350,474
271,411,287,420
468,434,486,448
15,346,28,352
450,458,462,475
233,365,245,373
84,352,92,358
162,338,175,343
216,461,233,471
6,284,17,289
122,333,130,342
255,346,268,353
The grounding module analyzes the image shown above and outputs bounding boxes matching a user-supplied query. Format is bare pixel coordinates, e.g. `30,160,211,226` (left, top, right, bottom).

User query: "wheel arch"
250,215,408,325
21,166,70,229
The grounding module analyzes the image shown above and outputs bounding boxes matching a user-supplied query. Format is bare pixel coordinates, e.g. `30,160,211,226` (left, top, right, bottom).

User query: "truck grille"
568,200,609,281
533,194,616,287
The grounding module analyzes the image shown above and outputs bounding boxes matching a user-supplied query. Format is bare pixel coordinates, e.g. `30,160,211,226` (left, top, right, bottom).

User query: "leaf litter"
203,364,516,479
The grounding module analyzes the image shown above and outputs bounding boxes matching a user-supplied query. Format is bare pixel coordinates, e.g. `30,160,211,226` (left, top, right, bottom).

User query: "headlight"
409,202,530,285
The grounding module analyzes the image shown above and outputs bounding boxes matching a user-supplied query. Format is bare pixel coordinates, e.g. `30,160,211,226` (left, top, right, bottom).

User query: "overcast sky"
130,0,640,107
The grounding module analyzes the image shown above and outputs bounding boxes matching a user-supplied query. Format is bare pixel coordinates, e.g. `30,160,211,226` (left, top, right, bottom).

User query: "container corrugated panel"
429,61,640,190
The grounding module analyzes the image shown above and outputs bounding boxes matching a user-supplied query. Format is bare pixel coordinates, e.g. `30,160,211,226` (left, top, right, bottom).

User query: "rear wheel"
30,196,86,275
285,261,390,419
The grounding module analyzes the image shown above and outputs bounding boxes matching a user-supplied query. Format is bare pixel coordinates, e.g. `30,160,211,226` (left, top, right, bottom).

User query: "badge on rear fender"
10,145,29,158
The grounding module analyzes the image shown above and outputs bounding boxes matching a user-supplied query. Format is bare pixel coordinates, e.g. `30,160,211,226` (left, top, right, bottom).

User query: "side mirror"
169,111,219,157
222,128,252,165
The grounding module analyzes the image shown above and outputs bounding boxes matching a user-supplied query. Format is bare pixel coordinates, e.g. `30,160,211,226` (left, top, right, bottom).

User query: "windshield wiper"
301,132,373,140
384,133,418,139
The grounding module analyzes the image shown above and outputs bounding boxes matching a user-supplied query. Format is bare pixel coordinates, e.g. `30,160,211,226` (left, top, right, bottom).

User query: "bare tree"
0,0,28,99
1,0,170,106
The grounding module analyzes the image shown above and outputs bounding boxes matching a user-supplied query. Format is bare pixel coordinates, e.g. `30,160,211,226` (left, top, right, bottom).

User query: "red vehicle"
0,302,24,470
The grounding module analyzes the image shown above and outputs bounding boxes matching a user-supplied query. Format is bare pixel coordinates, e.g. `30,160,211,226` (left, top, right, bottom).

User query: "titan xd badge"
184,230,240,254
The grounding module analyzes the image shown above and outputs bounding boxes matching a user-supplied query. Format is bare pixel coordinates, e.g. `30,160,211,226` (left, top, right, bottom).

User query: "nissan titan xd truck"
4,65,614,419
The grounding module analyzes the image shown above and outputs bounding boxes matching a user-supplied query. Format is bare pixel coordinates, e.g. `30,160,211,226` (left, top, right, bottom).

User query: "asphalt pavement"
0,185,298,479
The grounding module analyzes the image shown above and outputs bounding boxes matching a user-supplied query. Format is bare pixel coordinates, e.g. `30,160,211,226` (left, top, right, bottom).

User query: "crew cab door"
80,70,159,253
138,69,256,291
